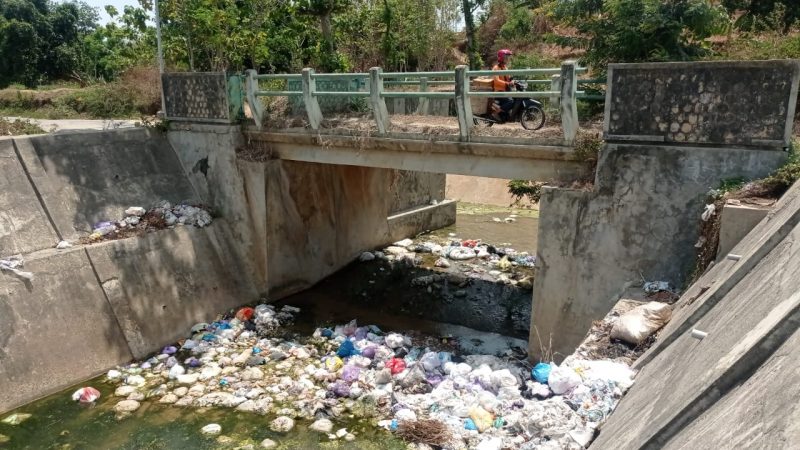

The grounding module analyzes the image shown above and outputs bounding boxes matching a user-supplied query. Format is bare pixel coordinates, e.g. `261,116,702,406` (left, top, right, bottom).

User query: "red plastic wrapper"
72,387,101,403
462,239,479,248
235,307,255,321
386,357,407,375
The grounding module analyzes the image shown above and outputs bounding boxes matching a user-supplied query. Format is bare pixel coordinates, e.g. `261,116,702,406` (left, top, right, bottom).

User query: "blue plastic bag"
532,362,551,384
464,418,478,431
336,339,359,358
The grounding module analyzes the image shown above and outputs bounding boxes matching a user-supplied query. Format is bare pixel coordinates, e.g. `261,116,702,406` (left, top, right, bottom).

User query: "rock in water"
310,418,334,433
200,423,222,435
260,439,277,449
114,385,136,397
270,416,295,432
113,400,141,413
1,413,31,425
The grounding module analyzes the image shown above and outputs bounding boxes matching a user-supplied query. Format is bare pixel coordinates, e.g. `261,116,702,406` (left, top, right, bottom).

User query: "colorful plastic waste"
532,362,551,384
71,387,101,403
386,357,406,375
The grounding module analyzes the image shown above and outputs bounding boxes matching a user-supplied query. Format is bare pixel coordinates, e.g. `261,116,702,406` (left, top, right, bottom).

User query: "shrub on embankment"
0,66,160,119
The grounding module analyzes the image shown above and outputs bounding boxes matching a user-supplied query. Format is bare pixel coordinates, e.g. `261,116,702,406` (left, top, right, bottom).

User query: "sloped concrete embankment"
0,126,453,414
0,129,257,414
591,179,800,449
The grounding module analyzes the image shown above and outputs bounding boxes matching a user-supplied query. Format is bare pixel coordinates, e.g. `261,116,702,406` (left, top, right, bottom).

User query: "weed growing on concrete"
0,117,45,135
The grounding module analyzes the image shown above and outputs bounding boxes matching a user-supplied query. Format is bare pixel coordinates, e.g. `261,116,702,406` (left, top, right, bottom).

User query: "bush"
57,85,137,118
0,117,45,135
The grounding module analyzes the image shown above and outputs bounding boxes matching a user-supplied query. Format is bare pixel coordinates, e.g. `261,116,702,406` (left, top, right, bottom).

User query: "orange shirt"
492,64,511,92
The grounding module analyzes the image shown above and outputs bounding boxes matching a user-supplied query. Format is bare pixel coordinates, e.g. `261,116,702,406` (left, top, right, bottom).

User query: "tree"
722,0,800,33
298,0,350,71
554,0,728,69
0,0,100,87
461,0,489,69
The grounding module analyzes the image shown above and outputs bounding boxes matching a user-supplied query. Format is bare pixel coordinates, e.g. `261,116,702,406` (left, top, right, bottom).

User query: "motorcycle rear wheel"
520,105,546,131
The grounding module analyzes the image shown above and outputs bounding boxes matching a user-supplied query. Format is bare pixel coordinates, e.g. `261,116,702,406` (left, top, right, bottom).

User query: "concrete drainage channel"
4,57,800,449
0,128,647,449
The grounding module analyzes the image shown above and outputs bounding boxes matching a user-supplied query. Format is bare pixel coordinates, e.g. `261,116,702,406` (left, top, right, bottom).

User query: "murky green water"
0,377,404,450
437,202,539,254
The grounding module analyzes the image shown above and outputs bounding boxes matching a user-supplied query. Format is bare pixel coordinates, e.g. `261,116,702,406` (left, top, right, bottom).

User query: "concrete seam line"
84,247,136,359
636,206,800,368
11,138,63,241
641,292,800,449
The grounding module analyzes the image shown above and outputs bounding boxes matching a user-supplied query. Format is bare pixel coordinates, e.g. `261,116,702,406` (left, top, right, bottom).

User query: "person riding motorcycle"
492,49,514,121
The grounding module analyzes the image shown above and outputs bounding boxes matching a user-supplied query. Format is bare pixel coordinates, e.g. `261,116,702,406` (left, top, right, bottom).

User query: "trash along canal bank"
0,202,675,450
0,282,669,450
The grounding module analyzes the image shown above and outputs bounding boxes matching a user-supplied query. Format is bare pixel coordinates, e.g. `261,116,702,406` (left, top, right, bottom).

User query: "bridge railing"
245,62,592,142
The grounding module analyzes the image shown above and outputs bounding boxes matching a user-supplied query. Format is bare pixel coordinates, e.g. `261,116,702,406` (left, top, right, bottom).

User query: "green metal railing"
245,62,600,141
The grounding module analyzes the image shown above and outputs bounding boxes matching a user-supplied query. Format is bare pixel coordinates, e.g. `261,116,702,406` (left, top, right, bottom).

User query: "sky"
79,0,142,24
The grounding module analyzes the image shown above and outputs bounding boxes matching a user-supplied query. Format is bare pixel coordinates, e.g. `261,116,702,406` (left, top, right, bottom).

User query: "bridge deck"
245,129,586,181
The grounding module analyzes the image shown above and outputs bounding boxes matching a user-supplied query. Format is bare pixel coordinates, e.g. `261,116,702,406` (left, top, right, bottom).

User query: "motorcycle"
473,80,546,130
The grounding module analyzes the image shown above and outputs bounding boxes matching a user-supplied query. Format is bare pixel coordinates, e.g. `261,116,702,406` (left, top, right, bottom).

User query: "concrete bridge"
246,130,586,181
3,59,800,450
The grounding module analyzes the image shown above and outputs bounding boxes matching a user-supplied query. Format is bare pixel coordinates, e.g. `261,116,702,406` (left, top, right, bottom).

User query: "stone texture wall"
605,60,800,147
163,72,233,122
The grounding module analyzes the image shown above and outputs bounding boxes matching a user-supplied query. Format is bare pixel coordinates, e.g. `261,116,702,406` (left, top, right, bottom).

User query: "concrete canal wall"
0,127,453,414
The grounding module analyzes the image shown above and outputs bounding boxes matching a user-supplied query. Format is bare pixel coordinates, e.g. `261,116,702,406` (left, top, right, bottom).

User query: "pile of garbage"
85,201,212,242
361,237,535,288
101,302,636,449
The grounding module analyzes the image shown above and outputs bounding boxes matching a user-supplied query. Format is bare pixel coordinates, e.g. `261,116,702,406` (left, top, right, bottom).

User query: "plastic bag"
548,364,581,395
361,346,377,359
610,301,672,345
386,357,406,375
330,381,350,397
235,307,255,321
464,418,478,431
336,340,359,358
325,356,343,372
532,362,551,384
385,333,405,349
341,365,361,383
469,406,495,432
72,387,101,403
420,352,441,371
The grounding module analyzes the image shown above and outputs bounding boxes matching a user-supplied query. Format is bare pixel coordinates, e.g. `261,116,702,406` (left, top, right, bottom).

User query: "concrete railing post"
550,74,561,109
245,69,264,129
369,67,390,134
302,68,323,130
560,60,579,143
417,77,430,115
455,65,473,140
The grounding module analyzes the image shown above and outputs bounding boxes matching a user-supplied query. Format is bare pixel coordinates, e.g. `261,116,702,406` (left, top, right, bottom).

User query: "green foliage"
508,179,546,203
759,146,800,196
500,6,534,40
573,132,602,175
722,0,800,33
553,0,728,68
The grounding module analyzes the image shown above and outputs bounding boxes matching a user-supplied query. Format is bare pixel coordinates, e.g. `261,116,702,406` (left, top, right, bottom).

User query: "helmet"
497,49,513,64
